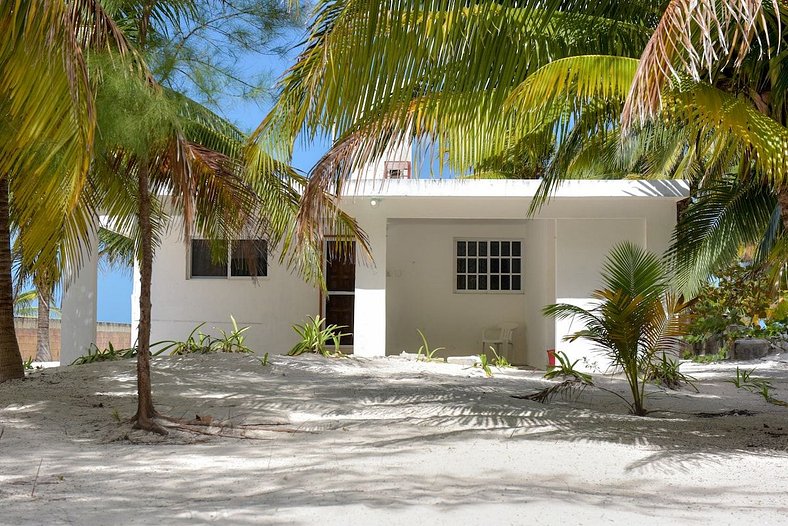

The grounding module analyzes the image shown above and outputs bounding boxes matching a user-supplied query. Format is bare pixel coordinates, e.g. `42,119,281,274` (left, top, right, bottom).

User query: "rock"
703,335,722,356
732,338,772,360
772,340,788,353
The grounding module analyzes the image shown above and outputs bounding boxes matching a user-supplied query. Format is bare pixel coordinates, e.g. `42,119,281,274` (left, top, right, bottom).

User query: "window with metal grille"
455,239,522,293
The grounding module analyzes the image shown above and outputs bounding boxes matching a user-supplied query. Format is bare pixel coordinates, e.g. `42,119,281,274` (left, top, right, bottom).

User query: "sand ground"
1,353,788,525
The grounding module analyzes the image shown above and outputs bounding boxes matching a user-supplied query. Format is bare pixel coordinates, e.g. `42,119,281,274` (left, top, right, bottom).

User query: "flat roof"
342,179,689,200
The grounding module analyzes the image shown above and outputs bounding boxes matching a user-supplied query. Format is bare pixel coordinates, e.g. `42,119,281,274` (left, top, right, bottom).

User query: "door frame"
321,238,356,351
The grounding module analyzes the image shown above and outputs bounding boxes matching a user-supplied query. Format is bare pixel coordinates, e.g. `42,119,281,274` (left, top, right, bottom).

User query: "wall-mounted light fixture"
370,198,380,207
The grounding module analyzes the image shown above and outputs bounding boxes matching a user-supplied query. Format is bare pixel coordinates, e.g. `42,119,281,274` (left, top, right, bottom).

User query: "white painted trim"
341,179,689,199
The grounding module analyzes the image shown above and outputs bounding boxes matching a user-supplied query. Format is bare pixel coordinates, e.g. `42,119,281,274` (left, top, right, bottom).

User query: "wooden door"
324,241,355,346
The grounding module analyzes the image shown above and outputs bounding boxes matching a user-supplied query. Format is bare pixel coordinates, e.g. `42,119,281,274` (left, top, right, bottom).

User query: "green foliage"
22,356,35,370
259,352,270,366
686,262,785,345
544,350,592,384
692,349,728,363
729,366,754,388
544,242,690,416
157,317,253,355
729,367,775,402
288,316,347,357
475,353,493,377
416,329,445,362
489,346,512,368
71,342,138,365
645,352,696,391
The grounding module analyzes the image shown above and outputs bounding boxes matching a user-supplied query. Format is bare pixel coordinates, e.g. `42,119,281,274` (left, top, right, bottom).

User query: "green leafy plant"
475,353,493,377
22,356,34,370
646,352,696,391
544,350,592,384
728,367,776,402
157,317,254,355
691,349,728,363
544,242,691,416
684,263,788,353
157,323,213,355
212,316,252,353
416,329,445,362
71,342,139,365
259,352,269,366
489,346,512,368
288,316,348,357
729,366,755,388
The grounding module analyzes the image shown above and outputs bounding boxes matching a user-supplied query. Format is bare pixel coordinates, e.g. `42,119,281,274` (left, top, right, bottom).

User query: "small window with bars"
455,239,522,293
384,160,411,179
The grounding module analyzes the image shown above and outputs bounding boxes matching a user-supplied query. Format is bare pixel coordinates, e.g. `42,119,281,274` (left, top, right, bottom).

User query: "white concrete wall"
61,227,99,365
140,183,681,367
552,201,679,371
386,219,553,366
349,141,413,181
141,226,318,356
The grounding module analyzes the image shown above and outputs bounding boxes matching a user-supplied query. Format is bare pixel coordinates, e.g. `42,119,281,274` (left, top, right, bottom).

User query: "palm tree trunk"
0,178,24,382
35,290,51,362
133,164,166,434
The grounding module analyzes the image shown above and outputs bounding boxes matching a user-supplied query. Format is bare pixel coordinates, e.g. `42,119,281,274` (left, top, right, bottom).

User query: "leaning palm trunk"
0,178,24,382
35,290,51,362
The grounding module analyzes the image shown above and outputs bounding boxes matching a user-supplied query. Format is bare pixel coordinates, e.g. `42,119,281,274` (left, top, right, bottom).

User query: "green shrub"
288,316,348,357
72,342,138,365
544,350,592,384
157,316,253,355
416,329,444,362
475,353,493,377
646,352,696,390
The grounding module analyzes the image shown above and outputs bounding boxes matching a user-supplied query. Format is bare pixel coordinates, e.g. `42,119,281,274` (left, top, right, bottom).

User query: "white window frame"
453,238,524,294
187,238,269,280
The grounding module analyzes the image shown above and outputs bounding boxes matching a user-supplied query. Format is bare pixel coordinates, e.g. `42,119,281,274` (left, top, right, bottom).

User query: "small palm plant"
543,242,690,416
289,316,349,357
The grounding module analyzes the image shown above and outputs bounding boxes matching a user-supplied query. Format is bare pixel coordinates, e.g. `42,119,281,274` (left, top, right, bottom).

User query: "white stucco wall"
552,201,679,371
386,219,554,365
136,180,685,367
142,226,319,356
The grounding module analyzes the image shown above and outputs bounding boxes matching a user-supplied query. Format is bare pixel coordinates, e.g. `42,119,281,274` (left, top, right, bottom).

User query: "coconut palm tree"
254,0,787,289
0,0,133,382
544,242,690,415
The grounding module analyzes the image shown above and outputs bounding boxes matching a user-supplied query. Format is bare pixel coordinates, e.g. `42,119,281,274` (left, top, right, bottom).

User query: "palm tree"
11,248,61,362
89,2,365,433
254,0,787,289
0,0,132,382
544,242,690,415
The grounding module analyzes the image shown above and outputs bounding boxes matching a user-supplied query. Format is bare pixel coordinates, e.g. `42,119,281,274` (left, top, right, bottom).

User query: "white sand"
1,353,788,525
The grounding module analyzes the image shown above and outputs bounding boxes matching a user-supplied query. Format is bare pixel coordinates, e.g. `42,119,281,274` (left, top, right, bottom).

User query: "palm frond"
623,0,782,129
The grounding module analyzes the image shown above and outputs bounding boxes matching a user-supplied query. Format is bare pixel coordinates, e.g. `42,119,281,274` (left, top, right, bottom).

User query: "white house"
60,151,689,368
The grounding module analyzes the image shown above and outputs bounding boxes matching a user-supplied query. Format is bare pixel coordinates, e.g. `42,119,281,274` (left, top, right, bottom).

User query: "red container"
547,349,556,367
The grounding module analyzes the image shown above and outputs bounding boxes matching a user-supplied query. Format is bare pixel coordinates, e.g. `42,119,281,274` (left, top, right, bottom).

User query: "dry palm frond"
623,0,781,130
515,379,589,404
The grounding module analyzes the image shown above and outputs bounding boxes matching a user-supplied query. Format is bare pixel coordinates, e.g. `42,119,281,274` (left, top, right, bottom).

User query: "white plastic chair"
481,322,519,358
